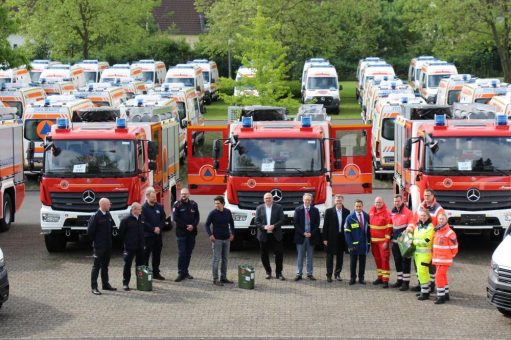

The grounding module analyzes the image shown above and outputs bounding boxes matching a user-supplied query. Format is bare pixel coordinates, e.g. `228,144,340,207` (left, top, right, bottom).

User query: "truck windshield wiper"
232,168,269,176
426,166,466,175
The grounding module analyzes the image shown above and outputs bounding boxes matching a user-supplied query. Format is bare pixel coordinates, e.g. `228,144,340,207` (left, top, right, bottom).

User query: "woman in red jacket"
432,212,458,304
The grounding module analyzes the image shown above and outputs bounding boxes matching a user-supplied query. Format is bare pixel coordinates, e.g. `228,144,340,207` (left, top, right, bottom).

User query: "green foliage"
217,77,235,96
0,4,27,67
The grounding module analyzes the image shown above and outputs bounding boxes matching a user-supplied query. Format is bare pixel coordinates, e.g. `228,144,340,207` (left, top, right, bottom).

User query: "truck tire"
44,233,67,252
0,195,12,232
498,307,511,317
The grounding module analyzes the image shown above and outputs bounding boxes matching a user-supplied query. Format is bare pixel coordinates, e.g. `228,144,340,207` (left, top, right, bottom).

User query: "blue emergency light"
383,76,388,81
137,98,144,107
116,117,127,129
301,115,312,128
44,98,51,107
463,74,469,81
57,118,69,129
401,97,408,104
163,84,170,91
491,80,498,88
435,114,446,126
241,116,253,128
88,83,94,91
391,82,396,90
496,114,507,126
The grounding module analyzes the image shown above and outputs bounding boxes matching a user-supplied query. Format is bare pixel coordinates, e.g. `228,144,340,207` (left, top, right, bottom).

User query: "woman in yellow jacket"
413,209,435,301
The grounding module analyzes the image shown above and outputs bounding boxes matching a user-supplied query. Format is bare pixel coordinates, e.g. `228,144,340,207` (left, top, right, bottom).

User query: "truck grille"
498,267,511,285
435,190,511,211
50,192,129,212
313,96,333,105
237,191,312,211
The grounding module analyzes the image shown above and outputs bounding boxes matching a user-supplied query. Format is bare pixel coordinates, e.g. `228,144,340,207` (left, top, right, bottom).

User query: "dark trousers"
392,242,411,281
177,234,196,276
349,253,366,281
326,234,345,277
91,248,111,289
123,248,145,285
259,234,284,276
144,235,163,274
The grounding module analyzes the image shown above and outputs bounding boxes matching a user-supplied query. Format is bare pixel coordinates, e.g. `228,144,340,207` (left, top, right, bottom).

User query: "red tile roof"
153,0,204,35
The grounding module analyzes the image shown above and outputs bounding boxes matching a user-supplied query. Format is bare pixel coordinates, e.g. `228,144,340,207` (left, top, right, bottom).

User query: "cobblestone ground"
0,193,510,339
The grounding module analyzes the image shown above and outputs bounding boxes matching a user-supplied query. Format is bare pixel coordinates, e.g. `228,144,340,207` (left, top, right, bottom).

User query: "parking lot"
0,191,510,339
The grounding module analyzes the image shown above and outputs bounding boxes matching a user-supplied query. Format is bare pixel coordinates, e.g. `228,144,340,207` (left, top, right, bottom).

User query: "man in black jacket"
87,197,116,295
173,188,200,282
255,192,286,280
119,202,145,291
142,187,166,280
322,194,350,282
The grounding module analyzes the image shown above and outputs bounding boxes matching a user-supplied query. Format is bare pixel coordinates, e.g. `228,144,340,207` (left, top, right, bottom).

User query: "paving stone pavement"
0,194,510,338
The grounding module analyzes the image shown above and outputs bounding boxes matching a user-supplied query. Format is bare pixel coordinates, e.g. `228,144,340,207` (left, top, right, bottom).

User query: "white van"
0,66,31,85
487,227,511,317
40,64,86,89
459,79,509,104
131,59,166,88
302,63,340,114
100,64,143,83
408,56,437,93
165,64,205,105
435,74,473,105
358,63,395,105
234,66,258,97
188,59,219,104
301,58,329,89
30,60,61,83
418,61,458,103
75,60,109,83
489,93,511,116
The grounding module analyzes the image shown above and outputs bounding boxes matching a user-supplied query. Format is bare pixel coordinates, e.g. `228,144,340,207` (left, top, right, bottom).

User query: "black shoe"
154,273,166,280
399,282,410,291
372,278,383,285
265,273,272,280
349,279,356,285
220,278,233,284
307,275,317,281
359,279,366,284
434,296,446,304
382,282,389,289
411,284,421,292
294,275,302,281
417,293,430,300
213,280,223,286
327,276,333,283
445,293,450,301
174,275,186,282
335,275,343,282
123,285,130,291
102,285,117,291
91,288,102,295
391,280,402,288
276,275,286,281
186,274,194,280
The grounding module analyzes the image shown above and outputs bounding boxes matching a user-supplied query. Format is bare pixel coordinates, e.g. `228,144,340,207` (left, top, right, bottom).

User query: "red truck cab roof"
232,121,325,139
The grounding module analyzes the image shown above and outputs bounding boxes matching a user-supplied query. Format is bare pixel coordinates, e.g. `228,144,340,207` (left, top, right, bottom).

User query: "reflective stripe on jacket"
432,224,458,266
369,203,392,243
412,221,434,250
391,204,414,240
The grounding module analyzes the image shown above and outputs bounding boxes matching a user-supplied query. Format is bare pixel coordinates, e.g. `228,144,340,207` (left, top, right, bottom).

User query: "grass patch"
203,81,360,120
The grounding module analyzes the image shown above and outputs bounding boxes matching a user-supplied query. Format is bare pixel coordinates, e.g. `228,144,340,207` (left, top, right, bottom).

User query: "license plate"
459,214,485,224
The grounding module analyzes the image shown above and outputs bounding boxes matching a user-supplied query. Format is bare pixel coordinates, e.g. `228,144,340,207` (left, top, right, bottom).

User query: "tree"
220,5,295,108
0,3,27,67
10,0,159,61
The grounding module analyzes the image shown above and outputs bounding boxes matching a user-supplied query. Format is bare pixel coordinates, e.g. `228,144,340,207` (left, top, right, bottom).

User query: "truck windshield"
166,77,194,87
428,74,450,88
30,71,42,82
425,136,511,175
44,140,136,177
230,138,323,176
142,72,154,82
307,77,338,90
84,72,97,83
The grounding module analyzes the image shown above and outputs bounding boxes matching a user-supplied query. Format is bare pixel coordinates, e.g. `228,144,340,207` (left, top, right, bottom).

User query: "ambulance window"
408,67,414,82
177,102,186,121
335,130,367,156
194,99,201,116
193,131,222,158
381,118,395,140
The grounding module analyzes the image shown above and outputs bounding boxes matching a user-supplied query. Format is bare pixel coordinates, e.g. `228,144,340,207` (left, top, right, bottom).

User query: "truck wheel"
44,233,67,252
498,307,511,317
0,195,12,232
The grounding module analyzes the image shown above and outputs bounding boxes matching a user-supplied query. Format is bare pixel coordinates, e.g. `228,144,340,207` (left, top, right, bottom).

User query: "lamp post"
228,38,232,79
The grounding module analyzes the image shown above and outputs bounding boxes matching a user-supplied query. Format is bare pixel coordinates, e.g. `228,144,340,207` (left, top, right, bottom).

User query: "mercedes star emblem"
466,188,481,202
271,189,283,202
82,190,96,204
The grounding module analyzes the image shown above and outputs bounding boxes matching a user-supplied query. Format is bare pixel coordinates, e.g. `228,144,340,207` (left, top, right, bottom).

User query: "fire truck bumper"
447,209,511,235
40,205,131,234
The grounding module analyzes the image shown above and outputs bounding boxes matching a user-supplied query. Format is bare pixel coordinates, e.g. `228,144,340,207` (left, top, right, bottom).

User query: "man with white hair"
142,187,166,280
119,202,145,291
87,197,116,295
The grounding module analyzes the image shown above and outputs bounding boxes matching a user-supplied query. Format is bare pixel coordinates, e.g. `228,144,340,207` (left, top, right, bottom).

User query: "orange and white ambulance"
459,79,510,104
489,94,511,116
131,60,166,88
40,64,86,89
436,74,473,105
30,60,61,83
0,84,46,117
418,61,458,103
75,60,109,83
234,66,258,97
23,96,94,170
358,63,395,106
165,64,205,105
408,56,437,93
187,59,219,104
302,63,341,114
100,64,143,83
73,83,126,107
356,58,387,100
0,67,30,85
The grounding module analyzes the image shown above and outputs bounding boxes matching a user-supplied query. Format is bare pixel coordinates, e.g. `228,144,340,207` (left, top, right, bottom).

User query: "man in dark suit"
322,194,350,282
293,193,321,281
255,192,286,280
345,199,371,285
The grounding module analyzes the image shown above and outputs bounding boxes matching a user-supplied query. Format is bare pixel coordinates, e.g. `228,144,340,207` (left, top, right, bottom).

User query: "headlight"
504,214,511,222
491,259,499,274
42,213,61,223
232,213,248,222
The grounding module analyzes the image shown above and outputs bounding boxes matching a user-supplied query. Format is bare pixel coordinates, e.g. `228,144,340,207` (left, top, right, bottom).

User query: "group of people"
87,186,458,305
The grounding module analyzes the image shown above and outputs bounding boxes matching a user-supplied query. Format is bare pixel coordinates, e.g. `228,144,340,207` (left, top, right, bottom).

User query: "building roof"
153,0,204,35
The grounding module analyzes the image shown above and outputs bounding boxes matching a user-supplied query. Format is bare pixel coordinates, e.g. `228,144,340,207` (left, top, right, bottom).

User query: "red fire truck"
0,109,25,232
39,113,180,252
394,106,511,239
186,117,372,246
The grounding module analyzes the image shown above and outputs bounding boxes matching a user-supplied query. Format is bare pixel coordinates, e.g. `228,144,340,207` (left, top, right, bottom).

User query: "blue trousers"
176,235,196,276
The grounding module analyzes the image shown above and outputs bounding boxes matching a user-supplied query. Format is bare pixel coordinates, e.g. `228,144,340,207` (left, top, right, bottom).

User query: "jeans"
123,248,145,285
260,234,284,276
212,239,230,281
91,248,111,289
296,238,314,276
144,235,163,275
177,235,196,276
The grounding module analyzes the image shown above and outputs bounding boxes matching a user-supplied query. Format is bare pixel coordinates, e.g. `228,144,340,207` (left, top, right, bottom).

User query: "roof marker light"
56,118,69,129
401,97,409,104
435,114,446,126
496,114,507,126
116,117,127,129
44,98,51,107
137,98,143,107
301,115,312,128
241,116,253,128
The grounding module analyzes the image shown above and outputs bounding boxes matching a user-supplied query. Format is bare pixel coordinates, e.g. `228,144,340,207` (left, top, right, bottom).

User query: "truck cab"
302,63,341,114
187,59,219,104
164,64,205,105
418,61,458,103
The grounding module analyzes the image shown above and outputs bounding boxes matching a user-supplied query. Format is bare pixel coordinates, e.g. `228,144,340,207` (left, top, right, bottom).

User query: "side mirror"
148,141,157,160
339,84,343,91
212,139,222,159
27,141,35,170
148,160,156,171
404,159,411,169
404,139,412,158
333,140,342,159
213,159,219,170
180,119,187,129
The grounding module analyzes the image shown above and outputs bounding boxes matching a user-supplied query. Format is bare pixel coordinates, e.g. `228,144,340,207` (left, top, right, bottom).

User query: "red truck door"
186,126,229,194
329,124,373,194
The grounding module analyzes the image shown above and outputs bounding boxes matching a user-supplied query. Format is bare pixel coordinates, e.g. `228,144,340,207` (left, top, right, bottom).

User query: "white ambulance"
408,56,437,93
459,79,510,104
131,59,166,88
0,84,46,117
302,58,329,89
436,74,473,105
165,64,205,105
418,61,458,103
73,83,126,108
100,64,143,83
75,60,109,83
0,66,31,85
489,93,511,116
234,66,258,97
30,60,61,83
187,59,219,104
358,63,395,105
40,64,86,89
302,63,340,114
